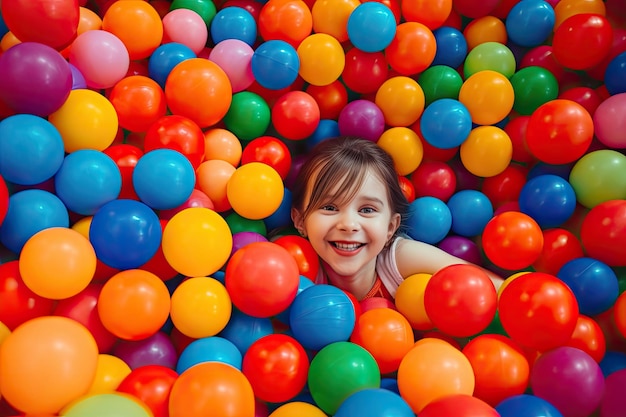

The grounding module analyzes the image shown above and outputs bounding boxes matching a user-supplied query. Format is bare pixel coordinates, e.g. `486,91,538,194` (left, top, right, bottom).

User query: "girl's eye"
321,205,337,211
360,207,376,214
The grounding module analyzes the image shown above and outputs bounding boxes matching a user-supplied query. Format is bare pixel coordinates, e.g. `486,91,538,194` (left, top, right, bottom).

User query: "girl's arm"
394,238,505,290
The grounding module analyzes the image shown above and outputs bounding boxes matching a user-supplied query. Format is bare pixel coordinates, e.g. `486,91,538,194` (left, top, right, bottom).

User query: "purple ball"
0,42,72,117
231,231,268,256
530,346,605,417
69,62,87,90
437,235,482,264
338,99,385,142
113,331,178,370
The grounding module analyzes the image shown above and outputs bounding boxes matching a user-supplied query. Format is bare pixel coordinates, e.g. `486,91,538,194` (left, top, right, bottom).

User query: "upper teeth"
335,242,361,250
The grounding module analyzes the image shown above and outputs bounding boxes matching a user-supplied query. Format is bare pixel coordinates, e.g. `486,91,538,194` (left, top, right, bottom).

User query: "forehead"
310,167,389,203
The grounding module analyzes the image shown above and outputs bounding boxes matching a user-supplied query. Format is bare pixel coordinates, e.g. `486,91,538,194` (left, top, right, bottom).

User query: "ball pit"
1,0,626,416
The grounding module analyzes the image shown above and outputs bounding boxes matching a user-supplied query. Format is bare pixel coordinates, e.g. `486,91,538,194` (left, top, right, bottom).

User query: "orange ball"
165,58,233,128
203,128,242,167
385,22,436,76
311,0,359,42
102,0,163,60
458,70,514,126
108,75,167,133
258,0,313,48
97,269,171,341
375,76,425,127
196,159,237,212
463,16,508,50
401,0,453,30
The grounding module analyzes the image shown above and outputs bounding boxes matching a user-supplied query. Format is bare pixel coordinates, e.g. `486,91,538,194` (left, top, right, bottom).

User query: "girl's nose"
337,211,360,231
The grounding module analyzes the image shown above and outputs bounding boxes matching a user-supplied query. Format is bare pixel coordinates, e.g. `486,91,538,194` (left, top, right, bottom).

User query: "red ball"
552,13,614,70
503,115,535,165
225,241,300,318
482,211,544,271
0,174,8,226
241,136,292,180
499,272,579,352
143,114,206,170
271,91,320,140
531,228,584,276
305,80,348,120
272,235,320,281
580,199,626,267
116,365,178,417
423,264,497,338
341,48,389,94
481,164,527,209
103,144,143,200
418,394,500,417
242,333,309,403
410,160,456,202
398,175,416,203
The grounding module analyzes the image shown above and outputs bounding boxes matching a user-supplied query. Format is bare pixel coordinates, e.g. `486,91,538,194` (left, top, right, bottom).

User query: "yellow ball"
162,207,233,277
297,33,345,86
48,89,119,153
170,277,232,339
458,70,514,126
460,125,512,178
87,354,132,394
394,273,434,331
377,127,424,176
375,76,425,127
226,162,284,220
270,401,328,417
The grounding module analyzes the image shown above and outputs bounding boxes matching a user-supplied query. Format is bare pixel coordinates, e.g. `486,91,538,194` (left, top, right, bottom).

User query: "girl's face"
292,169,401,280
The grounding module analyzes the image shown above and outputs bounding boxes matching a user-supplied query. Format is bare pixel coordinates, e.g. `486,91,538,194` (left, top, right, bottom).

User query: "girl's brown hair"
291,136,409,230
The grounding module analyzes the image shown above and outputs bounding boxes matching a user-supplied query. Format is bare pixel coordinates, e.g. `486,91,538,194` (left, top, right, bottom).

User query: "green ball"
510,66,559,115
224,92,271,141
170,0,217,27
569,149,626,209
308,341,380,415
225,211,267,236
464,42,516,79
418,65,463,106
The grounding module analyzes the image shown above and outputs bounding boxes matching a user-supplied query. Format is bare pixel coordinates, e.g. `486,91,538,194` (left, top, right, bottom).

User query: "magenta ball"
112,331,178,370
530,346,605,417
600,369,626,417
231,231,268,256
437,235,482,264
338,99,386,141
0,42,72,117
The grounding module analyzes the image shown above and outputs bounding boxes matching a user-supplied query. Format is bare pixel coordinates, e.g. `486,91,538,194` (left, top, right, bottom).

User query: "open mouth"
331,242,365,251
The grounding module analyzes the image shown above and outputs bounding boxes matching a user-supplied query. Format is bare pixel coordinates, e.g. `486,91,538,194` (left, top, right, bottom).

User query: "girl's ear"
291,208,306,236
387,213,402,241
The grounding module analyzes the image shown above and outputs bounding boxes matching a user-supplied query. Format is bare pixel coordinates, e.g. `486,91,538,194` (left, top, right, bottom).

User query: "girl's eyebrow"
359,196,385,206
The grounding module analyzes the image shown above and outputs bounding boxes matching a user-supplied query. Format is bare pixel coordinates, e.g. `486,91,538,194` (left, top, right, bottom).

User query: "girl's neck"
322,261,377,301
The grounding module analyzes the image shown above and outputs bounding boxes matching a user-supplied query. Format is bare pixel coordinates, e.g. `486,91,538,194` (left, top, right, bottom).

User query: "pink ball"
600,369,626,417
162,9,208,55
69,30,130,90
593,92,626,149
209,39,255,93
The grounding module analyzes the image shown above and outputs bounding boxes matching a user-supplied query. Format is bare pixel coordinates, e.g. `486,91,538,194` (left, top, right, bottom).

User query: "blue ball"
275,275,315,324
526,162,573,180
289,284,356,351
420,98,472,149
148,42,196,88
496,394,563,417
54,149,122,215
0,189,69,254
132,149,195,210
306,119,340,151
432,26,468,69
210,6,257,46
89,199,162,270
506,0,555,47
605,51,626,95
518,174,576,228
600,351,626,377
219,308,274,355
0,114,64,186
347,2,397,53
251,40,300,90
176,336,243,374
447,190,494,237
405,196,452,244
334,389,414,417
264,187,293,232
557,257,619,316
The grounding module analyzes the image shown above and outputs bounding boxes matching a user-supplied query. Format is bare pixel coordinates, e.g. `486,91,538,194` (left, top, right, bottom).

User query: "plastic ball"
496,394,565,417
594,92,626,147
462,334,530,406
311,0,359,43
148,42,196,88
431,26,467,68
0,114,64,186
162,207,233,277
101,0,163,60
418,394,500,417
458,70,514,125
112,331,177,370
208,39,255,93
532,228,584,276
346,2,397,52
552,13,613,70
337,99,386,142
251,40,300,90
162,8,208,54
165,57,232,128
510,66,559,115
580,199,626,267
170,277,232,339
463,15,507,50
424,264,497,338
308,341,380,415
226,162,284,220
108,75,167,133
446,190,494,237
270,401,327,417
438,235,483,264
557,257,619,316
272,90,320,140
177,336,241,374
273,235,320,281
0,189,69,254
505,0,555,47
297,33,345,86
482,211,544,270
223,91,272,141
405,196,452,244
418,65,463,106
341,48,389,94
203,128,242,166
518,174,577,228
225,241,299,318
0,42,72,117
463,41,516,79
499,272,579,352
116,365,178,417
218,308,274,355
570,150,626,209
375,76,425,127
335,388,414,417
410,160,457,202
86,353,131,395
397,339,475,414
350,307,414,374
242,333,309,403
376,127,423,176
600,369,626,417
605,51,626,95
306,81,348,119
91,198,161,268
48,88,119,152
257,0,311,48
420,98,472,149
530,347,605,417
168,362,255,417
0,316,98,415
